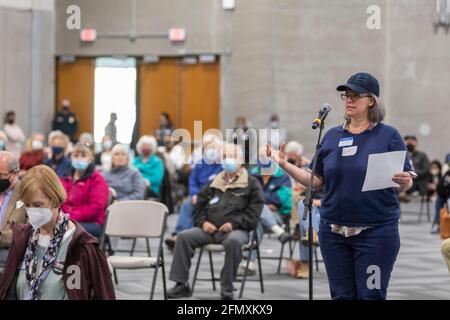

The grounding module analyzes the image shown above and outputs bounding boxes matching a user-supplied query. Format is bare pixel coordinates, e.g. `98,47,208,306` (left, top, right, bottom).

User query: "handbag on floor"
440,204,450,240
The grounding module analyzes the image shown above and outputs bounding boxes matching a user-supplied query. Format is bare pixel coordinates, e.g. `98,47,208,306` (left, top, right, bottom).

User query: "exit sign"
80,28,97,42
169,28,186,42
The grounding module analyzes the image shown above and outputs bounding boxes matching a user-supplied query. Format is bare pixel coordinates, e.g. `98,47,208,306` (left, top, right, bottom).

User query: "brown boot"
296,261,310,279
300,230,319,246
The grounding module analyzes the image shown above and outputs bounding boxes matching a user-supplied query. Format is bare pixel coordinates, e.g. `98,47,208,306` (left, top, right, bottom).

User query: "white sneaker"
237,261,256,276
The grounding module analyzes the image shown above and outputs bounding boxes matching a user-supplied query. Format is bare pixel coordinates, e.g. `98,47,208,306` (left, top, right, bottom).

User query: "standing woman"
0,165,114,299
267,72,415,300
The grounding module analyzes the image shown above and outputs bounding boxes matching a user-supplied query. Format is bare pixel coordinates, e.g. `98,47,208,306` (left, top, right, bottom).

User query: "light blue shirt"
0,190,13,224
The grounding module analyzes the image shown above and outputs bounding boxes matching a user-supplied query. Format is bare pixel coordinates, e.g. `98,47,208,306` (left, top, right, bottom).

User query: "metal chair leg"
256,243,264,294
146,238,152,257
314,246,319,272
208,251,216,291
239,249,252,298
113,268,118,285
161,251,167,300
277,242,285,274
191,248,203,295
149,258,160,300
130,238,137,256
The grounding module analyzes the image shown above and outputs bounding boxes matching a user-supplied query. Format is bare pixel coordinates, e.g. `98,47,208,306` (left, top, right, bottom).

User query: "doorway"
94,57,137,144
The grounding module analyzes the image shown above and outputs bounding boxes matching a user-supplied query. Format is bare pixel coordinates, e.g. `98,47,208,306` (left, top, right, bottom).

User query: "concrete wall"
0,0,54,138
49,0,450,161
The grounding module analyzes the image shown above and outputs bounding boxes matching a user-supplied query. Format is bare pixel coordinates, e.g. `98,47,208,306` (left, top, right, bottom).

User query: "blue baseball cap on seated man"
336,72,380,97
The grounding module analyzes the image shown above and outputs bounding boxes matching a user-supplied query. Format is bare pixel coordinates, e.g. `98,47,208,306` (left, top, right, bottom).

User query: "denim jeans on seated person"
245,204,282,262
174,197,195,234
297,200,321,261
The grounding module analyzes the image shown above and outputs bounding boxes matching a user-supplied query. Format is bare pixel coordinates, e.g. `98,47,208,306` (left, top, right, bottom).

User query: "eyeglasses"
0,170,15,179
340,92,372,102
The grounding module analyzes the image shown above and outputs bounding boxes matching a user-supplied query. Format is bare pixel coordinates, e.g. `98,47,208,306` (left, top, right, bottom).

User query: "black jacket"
409,150,430,195
193,169,264,231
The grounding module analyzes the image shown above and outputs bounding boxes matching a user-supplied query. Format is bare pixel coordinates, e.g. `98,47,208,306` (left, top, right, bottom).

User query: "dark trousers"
169,227,249,293
319,221,400,300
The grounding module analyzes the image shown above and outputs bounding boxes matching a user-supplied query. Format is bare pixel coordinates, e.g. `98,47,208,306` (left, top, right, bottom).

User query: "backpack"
437,170,450,199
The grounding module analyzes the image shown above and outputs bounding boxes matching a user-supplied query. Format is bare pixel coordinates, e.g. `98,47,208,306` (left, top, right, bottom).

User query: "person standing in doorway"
52,99,78,143
104,113,118,145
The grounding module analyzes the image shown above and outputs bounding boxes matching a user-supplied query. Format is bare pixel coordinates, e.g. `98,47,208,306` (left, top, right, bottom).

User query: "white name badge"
338,137,353,147
209,196,220,205
342,146,358,157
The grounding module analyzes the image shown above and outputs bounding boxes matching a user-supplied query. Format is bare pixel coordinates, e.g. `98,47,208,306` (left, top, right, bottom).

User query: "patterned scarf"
24,211,69,300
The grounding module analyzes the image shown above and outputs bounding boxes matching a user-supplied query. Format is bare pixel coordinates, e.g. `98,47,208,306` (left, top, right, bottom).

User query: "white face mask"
31,140,44,150
26,207,53,230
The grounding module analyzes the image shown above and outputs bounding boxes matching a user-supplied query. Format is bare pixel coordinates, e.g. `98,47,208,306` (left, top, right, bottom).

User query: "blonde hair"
71,144,94,161
19,165,67,208
25,133,45,152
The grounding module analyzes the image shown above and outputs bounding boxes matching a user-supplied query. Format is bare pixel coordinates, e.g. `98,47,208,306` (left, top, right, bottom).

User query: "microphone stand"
302,120,325,301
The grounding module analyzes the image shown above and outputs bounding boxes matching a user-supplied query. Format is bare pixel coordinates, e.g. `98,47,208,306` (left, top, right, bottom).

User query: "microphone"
312,103,331,129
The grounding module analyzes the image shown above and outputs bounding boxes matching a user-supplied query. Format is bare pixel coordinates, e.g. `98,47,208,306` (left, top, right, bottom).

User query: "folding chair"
100,200,168,300
191,231,264,299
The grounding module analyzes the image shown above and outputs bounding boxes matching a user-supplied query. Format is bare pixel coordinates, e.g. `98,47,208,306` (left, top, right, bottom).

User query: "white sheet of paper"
361,151,406,192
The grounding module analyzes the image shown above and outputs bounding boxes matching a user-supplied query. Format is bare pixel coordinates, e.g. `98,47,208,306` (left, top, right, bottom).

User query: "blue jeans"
174,197,194,234
246,204,282,261
434,195,447,226
319,221,400,300
297,201,321,262
80,222,102,238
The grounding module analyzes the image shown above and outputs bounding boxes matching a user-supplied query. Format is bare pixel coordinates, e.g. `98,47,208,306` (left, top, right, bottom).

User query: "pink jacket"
60,165,109,225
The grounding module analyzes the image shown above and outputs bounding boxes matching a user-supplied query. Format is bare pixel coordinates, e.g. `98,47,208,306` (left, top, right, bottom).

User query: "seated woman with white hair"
284,141,309,168
102,144,146,201
133,135,164,198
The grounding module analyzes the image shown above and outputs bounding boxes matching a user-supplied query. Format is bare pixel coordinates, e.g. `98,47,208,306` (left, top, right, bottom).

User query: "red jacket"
60,164,109,225
0,222,116,300
19,150,46,171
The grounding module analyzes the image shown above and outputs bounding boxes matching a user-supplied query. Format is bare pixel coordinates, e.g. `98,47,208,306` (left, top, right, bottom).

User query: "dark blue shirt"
44,156,73,177
312,122,412,227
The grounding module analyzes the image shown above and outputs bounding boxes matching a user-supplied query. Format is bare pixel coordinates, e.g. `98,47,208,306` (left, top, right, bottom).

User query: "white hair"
111,144,129,157
111,144,130,168
285,141,303,155
223,142,244,164
136,135,157,156
202,134,222,149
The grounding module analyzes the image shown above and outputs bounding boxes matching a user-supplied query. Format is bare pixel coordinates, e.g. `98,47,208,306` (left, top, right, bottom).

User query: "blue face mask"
0,140,5,150
72,159,89,171
258,158,272,169
52,146,64,155
203,148,217,164
222,158,238,173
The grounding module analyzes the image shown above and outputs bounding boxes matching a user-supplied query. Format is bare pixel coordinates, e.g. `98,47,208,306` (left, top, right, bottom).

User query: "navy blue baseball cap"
337,72,380,97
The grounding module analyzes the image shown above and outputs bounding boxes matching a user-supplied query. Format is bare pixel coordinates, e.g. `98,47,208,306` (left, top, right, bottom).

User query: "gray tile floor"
114,199,450,300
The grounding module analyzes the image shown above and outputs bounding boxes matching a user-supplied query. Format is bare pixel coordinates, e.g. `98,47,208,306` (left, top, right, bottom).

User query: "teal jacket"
133,155,164,196
250,165,292,216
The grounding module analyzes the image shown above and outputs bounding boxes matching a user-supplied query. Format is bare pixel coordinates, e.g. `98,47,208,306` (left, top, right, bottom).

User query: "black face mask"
0,178,11,193
406,144,415,152
287,158,296,165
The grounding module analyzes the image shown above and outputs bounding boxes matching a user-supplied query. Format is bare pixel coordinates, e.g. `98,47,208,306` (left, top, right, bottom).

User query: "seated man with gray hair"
167,143,264,300
0,151,27,274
